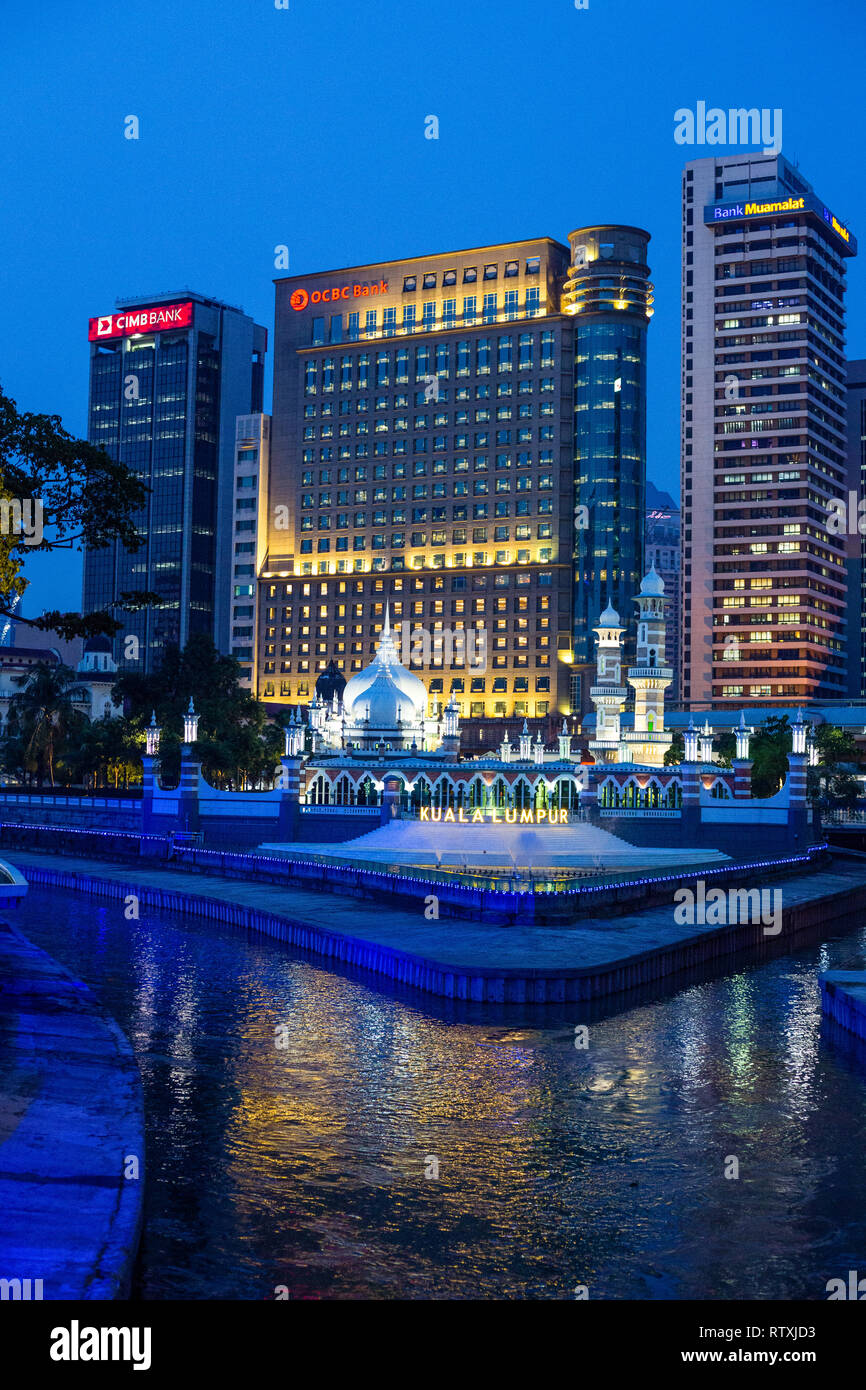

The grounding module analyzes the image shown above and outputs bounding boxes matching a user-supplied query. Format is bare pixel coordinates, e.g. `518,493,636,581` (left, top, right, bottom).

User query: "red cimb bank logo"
87,301,194,340
290,288,309,311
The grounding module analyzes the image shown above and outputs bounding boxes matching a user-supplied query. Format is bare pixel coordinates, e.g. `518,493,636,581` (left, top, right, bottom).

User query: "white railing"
599,808,681,818
300,804,380,815
0,792,134,810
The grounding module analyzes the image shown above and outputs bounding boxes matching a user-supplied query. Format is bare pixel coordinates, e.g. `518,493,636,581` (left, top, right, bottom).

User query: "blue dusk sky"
2,0,864,622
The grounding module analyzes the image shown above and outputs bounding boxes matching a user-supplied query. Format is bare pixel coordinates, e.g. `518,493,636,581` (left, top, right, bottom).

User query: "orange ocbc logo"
290,279,388,310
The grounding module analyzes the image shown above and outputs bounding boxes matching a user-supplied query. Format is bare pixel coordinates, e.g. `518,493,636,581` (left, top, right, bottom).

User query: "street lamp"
792,707,807,756
145,710,161,757
699,718,714,763
683,717,699,763
183,698,199,745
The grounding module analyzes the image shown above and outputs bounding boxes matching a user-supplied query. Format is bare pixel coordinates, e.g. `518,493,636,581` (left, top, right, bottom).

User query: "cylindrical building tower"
562,225,653,713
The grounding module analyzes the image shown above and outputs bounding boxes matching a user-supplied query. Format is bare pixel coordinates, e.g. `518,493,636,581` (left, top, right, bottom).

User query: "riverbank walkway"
0,916,144,1299
7,847,866,1003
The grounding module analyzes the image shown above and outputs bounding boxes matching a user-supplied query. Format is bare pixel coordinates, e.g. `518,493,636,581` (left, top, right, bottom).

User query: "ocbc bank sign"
289,280,388,311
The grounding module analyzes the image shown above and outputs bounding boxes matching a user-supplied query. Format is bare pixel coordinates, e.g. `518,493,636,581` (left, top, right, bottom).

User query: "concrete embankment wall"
820,971,866,1044
0,920,145,1298
0,819,830,926
0,793,375,848
0,797,140,833
594,811,813,857
14,854,866,1007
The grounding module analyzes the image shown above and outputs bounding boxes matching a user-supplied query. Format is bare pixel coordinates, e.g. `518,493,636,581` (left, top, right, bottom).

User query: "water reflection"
13,885,866,1301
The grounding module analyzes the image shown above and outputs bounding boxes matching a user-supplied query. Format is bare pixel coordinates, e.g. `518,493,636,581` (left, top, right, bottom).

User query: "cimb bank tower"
257,227,653,731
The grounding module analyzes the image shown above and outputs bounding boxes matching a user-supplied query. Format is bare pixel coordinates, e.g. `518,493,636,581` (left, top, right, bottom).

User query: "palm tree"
9,661,86,787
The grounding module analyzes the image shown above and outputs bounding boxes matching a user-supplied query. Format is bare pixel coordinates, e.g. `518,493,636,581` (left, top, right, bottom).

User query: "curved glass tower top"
564,226,653,688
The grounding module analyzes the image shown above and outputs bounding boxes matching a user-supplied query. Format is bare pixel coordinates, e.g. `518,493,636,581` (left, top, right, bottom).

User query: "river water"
12,883,866,1300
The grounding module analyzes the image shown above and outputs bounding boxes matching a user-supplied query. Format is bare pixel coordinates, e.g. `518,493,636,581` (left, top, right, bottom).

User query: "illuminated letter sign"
88,301,194,341
831,214,850,243
743,196,804,216
290,279,389,309
707,197,854,250
415,808,569,825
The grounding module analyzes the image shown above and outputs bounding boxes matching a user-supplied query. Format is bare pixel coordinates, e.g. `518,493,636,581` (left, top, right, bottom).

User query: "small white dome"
639,564,665,597
598,598,621,627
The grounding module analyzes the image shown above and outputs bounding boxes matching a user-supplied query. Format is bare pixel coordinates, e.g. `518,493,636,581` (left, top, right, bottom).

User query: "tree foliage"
0,382,158,639
3,660,88,786
807,722,862,811
714,730,736,768
112,633,284,788
61,715,143,791
749,715,792,798
663,732,684,767
1,637,285,791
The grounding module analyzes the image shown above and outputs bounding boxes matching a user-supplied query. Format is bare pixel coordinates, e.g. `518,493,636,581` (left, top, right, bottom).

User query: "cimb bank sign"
88,300,194,341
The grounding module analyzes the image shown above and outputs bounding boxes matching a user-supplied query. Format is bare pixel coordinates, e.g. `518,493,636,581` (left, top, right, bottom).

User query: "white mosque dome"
342,607,428,726
341,662,381,714
358,671,411,729
639,564,665,597
598,598,621,627
383,660,427,718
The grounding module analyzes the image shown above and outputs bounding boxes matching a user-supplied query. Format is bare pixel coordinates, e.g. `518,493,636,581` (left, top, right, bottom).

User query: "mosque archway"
331,775,353,806
410,778,433,810
307,774,331,806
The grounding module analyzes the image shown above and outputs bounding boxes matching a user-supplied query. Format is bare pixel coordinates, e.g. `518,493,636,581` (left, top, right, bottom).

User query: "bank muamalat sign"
289,280,388,311
419,807,570,824
823,207,851,243
709,195,806,221
88,301,194,341
704,195,855,250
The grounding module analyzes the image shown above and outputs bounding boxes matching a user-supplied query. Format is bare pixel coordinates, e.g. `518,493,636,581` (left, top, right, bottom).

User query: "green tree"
812,722,859,767
807,722,862,813
714,730,736,768
1,706,28,785
663,731,684,767
7,660,87,787
0,383,159,641
63,715,143,791
749,715,792,798
113,633,283,789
